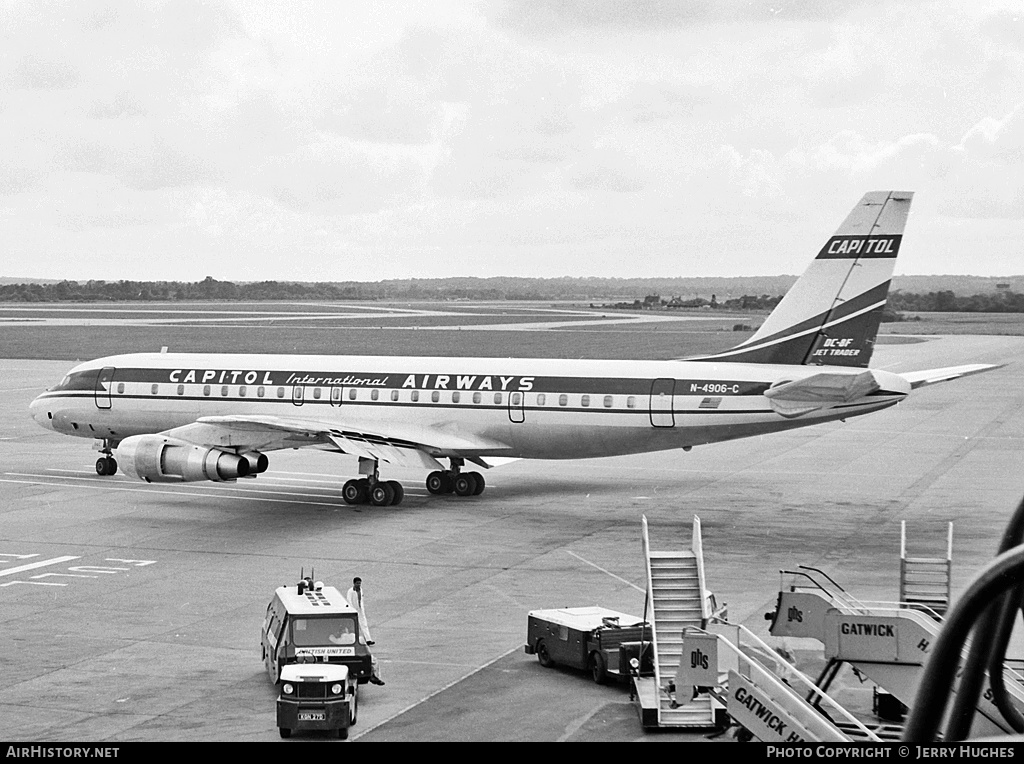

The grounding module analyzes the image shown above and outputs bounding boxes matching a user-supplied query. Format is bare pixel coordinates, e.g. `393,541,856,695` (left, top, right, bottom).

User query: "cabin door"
649,378,675,428
94,367,115,410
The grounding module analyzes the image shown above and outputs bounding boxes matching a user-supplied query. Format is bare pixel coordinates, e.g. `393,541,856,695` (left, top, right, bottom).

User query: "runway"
1,333,1021,742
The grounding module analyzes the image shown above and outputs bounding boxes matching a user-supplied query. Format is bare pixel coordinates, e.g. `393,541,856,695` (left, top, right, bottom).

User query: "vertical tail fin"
694,190,913,367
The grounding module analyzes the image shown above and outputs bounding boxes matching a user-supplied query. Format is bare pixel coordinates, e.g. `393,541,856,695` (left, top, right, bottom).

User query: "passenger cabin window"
559,394,568,407
494,393,502,405
151,384,158,395
257,386,265,398
349,389,357,401
391,390,399,402
604,395,613,408
177,384,184,396
221,386,229,397
537,393,546,406
581,395,590,407
452,391,460,404
431,391,440,403
203,385,211,396
627,396,636,409
473,392,482,404
411,390,420,402
239,385,247,397
116,382,125,394
511,392,522,406
370,389,379,401
277,387,285,398
312,387,321,400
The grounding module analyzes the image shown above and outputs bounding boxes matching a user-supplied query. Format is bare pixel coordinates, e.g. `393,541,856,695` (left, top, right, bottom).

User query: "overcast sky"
2,0,1022,283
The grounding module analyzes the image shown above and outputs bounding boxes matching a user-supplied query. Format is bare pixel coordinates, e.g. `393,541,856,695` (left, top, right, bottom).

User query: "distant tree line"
886,289,1024,313
4,277,1024,313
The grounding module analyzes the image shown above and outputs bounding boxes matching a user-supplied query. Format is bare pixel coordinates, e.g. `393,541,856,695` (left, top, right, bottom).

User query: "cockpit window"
48,370,99,392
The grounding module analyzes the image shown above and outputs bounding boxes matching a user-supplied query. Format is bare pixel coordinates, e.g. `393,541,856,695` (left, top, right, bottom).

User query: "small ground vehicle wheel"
590,651,607,684
536,639,554,668
338,727,348,739
279,728,291,739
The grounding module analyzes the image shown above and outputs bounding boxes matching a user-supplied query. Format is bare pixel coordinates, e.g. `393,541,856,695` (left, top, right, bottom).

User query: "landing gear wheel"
343,479,369,505
279,728,291,739
387,481,404,506
426,471,453,495
95,457,117,476
536,639,554,668
454,473,478,497
590,651,608,684
370,482,395,507
470,471,485,495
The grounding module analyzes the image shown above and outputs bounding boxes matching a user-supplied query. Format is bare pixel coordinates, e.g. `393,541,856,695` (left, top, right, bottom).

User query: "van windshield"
292,615,358,646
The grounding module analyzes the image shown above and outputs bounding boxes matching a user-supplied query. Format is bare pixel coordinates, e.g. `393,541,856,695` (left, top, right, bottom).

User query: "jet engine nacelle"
117,434,250,483
240,450,269,475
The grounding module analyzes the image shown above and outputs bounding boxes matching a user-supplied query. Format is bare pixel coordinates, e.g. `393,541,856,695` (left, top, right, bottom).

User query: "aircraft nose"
29,394,51,429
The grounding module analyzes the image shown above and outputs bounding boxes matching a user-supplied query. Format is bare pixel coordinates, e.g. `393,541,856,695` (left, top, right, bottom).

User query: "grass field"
1,301,1023,362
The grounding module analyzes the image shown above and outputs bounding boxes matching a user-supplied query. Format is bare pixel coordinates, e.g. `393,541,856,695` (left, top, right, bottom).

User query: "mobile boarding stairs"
765,562,1024,739
637,516,884,740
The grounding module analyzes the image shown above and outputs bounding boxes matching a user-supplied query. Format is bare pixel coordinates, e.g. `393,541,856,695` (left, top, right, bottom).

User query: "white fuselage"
29,352,910,461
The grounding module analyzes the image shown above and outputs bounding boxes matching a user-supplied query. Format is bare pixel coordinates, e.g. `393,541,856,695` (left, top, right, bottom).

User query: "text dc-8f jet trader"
30,192,998,506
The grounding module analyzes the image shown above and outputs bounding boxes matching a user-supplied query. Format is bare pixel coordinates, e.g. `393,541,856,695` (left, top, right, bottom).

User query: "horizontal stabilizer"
899,364,1003,390
764,370,883,418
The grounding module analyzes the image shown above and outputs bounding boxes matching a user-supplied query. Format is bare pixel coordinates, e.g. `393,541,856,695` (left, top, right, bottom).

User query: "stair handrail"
692,515,710,623
641,515,663,724
797,565,875,613
781,569,871,614
709,624,879,741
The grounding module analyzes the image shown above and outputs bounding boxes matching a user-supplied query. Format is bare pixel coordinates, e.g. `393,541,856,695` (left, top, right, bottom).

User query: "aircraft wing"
763,370,883,418
161,414,513,470
897,363,1002,390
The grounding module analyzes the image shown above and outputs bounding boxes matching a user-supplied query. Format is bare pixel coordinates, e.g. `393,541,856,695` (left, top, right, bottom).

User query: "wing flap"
164,414,509,469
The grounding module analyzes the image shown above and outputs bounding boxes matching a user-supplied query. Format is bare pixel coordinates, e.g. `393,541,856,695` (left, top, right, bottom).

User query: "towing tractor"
525,606,654,684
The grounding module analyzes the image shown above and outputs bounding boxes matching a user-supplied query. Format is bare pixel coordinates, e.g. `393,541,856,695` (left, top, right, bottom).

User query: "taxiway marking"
0,475,348,507
0,555,81,578
565,550,644,593
352,644,522,741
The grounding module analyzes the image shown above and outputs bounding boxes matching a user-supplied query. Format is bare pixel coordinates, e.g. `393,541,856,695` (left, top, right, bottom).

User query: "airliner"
28,191,995,506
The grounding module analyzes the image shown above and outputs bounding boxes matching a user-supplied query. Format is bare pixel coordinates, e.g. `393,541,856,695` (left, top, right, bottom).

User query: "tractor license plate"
299,711,326,721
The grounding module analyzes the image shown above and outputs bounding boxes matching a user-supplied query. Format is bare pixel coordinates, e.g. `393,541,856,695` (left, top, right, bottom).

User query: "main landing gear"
426,458,485,497
95,440,118,476
341,458,487,507
343,458,405,507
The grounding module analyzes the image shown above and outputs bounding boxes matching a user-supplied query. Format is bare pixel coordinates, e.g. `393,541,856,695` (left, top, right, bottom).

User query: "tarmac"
0,333,1020,742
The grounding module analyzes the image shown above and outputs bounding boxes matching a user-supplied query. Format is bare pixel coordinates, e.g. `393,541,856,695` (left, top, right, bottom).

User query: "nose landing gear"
95,440,118,476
